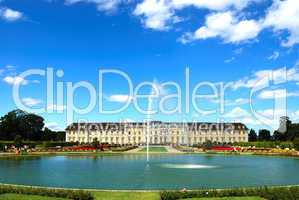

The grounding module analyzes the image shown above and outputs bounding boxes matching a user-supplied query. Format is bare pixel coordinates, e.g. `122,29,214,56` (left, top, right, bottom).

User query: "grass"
0,193,264,200
92,191,160,200
0,191,160,200
181,197,264,200
0,193,68,200
139,147,168,152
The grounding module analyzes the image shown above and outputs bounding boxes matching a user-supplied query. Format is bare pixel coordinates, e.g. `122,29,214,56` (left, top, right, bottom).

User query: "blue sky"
0,0,299,131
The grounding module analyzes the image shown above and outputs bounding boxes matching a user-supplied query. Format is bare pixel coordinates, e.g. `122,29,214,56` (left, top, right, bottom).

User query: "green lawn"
92,191,160,200
0,193,68,200
139,147,168,152
0,192,160,200
181,197,264,200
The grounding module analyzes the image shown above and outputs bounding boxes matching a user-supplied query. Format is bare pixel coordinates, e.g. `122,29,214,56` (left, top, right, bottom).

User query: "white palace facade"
65,121,249,146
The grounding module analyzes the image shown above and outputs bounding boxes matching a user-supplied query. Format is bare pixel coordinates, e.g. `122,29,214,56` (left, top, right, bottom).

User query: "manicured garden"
0,192,160,200
160,186,299,200
2,184,299,200
0,193,263,200
181,197,263,200
139,147,168,152
0,193,68,200
92,191,160,200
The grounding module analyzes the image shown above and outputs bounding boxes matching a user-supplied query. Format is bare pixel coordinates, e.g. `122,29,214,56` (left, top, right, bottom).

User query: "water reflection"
0,154,298,190
160,164,218,169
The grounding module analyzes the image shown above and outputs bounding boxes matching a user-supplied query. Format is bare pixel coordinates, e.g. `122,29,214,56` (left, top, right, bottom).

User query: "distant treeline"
248,116,299,142
0,109,65,141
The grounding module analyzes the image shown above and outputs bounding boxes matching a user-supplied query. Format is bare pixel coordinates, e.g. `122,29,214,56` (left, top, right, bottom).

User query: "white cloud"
233,48,243,55
230,66,299,90
257,108,287,118
22,98,42,106
106,81,166,103
208,97,249,106
134,0,259,31
224,57,235,63
263,0,299,47
133,0,176,30
258,89,299,99
223,107,262,125
0,8,23,21
291,110,299,120
57,0,299,47
238,117,262,125
47,104,66,111
223,107,251,118
121,118,135,122
107,94,134,103
180,11,262,44
3,76,28,85
0,65,17,76
45,122,64,131
5,65,16,70
223,107,285,127
65,0,127,13
180,0,299,46
268,51,280,60
255,108,287,129
226,98,250,106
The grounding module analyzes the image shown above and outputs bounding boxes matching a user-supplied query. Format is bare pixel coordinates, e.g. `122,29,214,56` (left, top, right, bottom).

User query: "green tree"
286,124,299,141
273,130,286,141
42,128,66,141
258,129,271,141
14,135,23,148
0,110,44,141
293,137,299,150
248,129,258,142
278,116,291,133
92,138,99,149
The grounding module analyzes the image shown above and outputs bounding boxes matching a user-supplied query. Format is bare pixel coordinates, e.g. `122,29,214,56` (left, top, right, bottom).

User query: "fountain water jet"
146,81,158,163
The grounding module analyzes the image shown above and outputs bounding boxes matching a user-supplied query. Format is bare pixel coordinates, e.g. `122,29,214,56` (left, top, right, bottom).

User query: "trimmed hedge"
40,142,78,148
0,184,94,200
0,141,78,149
160,186,299,200
235,141,294,149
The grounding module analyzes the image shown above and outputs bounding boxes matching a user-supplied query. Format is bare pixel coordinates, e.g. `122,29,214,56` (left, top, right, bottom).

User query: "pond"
0,154,299,190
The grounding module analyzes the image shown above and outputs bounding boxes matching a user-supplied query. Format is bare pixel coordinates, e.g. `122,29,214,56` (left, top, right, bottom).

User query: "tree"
0,110,20,140
286,124,299,141
248,129,258,142
0,110,44,141
92,138,99,149
278,116,291,133
293,137,299,150
14,135,23,148
258,129,271,141
274,116,299,141
273,130,286,141
42,128,66,141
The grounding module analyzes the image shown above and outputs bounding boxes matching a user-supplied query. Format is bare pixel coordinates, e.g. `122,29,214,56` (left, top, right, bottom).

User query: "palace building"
65,121,248,145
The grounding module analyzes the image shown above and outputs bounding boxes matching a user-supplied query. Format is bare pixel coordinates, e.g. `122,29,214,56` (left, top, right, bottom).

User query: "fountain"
146,81,158,163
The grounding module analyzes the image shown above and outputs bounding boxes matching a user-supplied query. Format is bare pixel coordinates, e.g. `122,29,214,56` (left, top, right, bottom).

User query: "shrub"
0,184,94,200
0,143,4,152
293,137,299,150
40,142,78,148
235,141,294,149
280,142,294,149
160,186,299,200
